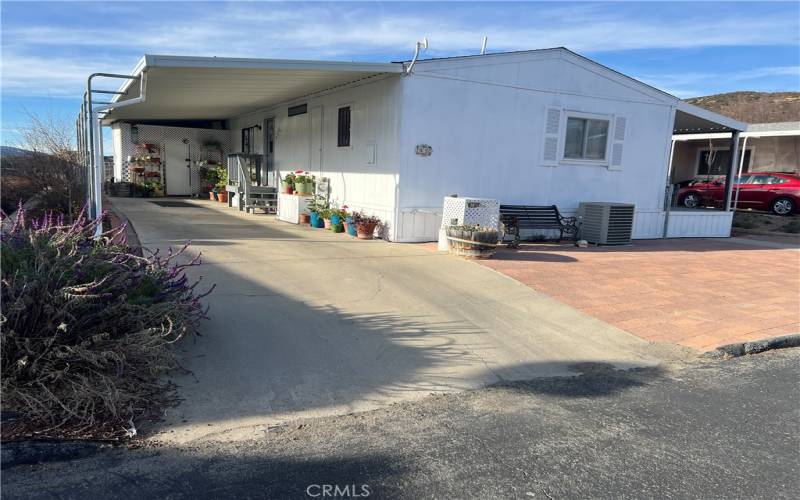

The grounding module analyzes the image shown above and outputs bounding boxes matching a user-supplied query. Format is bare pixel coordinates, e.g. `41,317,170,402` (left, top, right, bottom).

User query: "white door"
165,140,191,195
310,106,323,175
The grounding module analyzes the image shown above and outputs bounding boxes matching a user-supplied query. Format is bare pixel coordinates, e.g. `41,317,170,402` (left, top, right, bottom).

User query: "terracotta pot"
299,213,311,224
217,191,229,203
343,221,350,234
356,221,377,240
323,218,332,229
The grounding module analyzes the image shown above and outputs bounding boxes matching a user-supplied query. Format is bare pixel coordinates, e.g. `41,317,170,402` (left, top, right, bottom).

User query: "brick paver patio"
477,238,800,352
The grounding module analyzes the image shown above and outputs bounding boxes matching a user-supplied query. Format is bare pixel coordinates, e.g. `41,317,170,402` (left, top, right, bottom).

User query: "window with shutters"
564,116,609,160
337,106,351,147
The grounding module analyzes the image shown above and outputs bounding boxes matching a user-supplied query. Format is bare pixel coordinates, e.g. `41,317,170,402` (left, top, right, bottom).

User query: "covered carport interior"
663,103,747,237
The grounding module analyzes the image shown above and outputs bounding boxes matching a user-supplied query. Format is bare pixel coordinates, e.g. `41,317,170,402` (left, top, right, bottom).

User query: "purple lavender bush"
1,205,213,440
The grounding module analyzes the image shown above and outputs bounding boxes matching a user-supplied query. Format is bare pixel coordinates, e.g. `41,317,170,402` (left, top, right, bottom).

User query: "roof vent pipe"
480,36,488,55
405,37,428,75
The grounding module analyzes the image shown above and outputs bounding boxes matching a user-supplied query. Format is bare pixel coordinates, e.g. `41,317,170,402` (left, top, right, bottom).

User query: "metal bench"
499,204,579,248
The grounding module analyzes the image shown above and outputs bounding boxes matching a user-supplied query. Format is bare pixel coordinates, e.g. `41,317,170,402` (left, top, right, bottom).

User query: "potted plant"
293,170,312,195
320,208,333,229
445,224,499,259
216,167,229,203
151,180,165,197
281,172,296,194
307,196,329,228
345,214,358,237
355,213,381,240
330,205,348,227
200,165,220,200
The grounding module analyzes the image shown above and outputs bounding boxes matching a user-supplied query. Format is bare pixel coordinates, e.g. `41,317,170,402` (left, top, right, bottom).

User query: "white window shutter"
541,107,562,166
609,116,626,171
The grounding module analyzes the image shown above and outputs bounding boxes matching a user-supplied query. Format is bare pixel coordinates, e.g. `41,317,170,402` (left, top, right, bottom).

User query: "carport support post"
723,131,741,211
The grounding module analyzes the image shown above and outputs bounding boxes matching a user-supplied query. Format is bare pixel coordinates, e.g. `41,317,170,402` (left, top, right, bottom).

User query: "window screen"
564,117,609,160
337,106,351,147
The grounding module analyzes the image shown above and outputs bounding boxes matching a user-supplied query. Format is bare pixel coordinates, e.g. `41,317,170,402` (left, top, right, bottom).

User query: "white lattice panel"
440,196,499,228
438,196,499,251
114,124,230,195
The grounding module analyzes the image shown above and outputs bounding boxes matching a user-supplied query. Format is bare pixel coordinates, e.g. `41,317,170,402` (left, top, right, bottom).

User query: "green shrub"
1,206,213,440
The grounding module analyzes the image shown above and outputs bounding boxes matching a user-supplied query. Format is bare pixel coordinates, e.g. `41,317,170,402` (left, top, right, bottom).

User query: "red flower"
294,169,304,174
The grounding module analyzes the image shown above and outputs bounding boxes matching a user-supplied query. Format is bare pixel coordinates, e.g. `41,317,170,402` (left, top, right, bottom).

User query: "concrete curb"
703,334,800,359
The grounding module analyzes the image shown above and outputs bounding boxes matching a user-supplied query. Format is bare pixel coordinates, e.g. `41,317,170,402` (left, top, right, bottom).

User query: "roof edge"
676,100,748,132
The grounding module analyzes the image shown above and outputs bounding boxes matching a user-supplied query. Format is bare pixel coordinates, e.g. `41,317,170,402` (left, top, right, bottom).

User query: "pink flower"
294,169,304,174
341,205,349,210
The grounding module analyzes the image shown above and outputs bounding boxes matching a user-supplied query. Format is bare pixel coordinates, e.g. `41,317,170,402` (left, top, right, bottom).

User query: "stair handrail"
238,156,250,205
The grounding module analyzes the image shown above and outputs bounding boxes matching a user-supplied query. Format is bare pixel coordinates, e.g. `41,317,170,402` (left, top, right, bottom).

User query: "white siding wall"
666,211,733,237
395,51,677,241
228,76,403,239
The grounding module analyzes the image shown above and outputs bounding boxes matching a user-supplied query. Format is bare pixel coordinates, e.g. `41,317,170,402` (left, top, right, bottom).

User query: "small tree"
2,112,86,219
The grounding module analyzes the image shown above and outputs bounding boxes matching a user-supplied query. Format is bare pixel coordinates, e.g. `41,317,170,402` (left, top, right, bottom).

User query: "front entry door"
310,107,323,175
165,140,191,195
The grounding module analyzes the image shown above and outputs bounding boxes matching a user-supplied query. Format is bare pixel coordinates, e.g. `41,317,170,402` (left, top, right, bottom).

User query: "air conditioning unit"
578,202,635,245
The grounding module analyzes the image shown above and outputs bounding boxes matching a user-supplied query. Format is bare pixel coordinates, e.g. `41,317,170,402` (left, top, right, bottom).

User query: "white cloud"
636,66,800,98
1,3,798,99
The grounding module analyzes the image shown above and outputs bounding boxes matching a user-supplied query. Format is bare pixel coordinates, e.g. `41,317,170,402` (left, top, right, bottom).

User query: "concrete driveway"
111,197,671,443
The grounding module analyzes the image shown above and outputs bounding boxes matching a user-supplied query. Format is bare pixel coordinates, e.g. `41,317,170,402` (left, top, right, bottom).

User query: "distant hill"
1,146,34,157
684,92,800,124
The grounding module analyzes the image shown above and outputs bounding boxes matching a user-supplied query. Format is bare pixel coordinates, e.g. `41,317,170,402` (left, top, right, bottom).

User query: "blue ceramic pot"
330,215,341,226
309,212,320,227
347,222,358,237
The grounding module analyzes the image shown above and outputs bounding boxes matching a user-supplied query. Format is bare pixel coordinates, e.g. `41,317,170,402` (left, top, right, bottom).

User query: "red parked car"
677,172,800,215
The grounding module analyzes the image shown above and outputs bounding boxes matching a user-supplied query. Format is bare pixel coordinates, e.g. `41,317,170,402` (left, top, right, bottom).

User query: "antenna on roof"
405,37,428,75
480,36,488,55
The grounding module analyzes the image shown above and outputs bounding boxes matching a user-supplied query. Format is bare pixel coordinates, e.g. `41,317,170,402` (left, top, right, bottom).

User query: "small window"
337,106,351,147
564,117,609,160
288,104,307,117
734,175,752,184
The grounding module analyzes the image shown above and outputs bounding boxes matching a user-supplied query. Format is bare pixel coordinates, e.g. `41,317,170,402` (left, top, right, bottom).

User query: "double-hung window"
564,116,609,161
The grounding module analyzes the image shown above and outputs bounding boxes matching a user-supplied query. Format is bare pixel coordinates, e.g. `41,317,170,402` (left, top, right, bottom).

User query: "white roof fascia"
673,129,800,141
675,100,747,132
144,54,403,73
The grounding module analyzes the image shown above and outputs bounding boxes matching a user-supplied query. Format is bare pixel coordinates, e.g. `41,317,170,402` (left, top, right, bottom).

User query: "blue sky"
2,1,799,148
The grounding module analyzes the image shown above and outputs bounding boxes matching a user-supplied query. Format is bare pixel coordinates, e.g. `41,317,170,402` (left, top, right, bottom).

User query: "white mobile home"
92,48,745,241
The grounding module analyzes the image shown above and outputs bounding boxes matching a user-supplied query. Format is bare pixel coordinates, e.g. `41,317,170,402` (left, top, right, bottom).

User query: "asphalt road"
3,349,798,499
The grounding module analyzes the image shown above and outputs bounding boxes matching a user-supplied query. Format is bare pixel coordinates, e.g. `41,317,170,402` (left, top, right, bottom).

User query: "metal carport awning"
78,54,404,232
102,55,404,123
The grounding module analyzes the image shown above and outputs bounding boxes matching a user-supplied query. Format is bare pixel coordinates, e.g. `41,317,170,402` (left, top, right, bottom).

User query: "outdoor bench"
499,204,579,248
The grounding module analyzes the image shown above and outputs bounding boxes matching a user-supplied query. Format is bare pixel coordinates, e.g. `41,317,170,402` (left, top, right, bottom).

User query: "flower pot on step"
356,221,377,240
